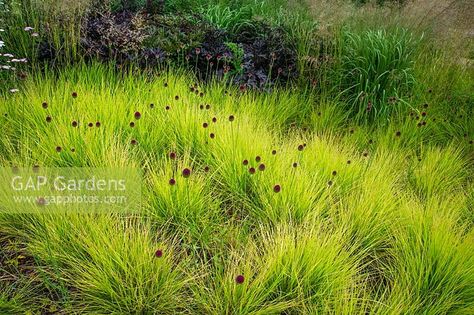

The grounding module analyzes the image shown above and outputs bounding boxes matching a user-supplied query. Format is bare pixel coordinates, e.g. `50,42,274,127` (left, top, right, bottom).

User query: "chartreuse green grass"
0,63,472,314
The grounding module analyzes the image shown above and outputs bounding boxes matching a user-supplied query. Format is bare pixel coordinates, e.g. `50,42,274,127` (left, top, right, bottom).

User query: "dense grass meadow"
1,0,473,314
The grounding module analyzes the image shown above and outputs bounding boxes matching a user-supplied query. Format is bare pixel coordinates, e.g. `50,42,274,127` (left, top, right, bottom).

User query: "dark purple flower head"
332,170,337,176
423,103,429,108
71,148,75,152
203,122,208,128
195,47,201,55
164,82,168,87
363,152,368,157
235,275,244,284
131,139,138,145
212,117,217,123
327,180,333,186
396,131,401,137
169,152,176,160
169,178,176,186
200,92,204,98
165,105,170,110
205,104,210,110
88,122,93,128
255,156,261,162
368,139,373,144
56,146,62,152
72,92,77,98
293,162,298,168
249,167,256,174
182,168,191,178
366,101,372,112
46,116,52,123
298,144,304,151
150,103,155,109
229,115,235,122
347,160,351,164
210,133,215,139
175,95,179,100
272,150,277,155
95,121,101,128
36,197,46,206
258,164,265,171
130,122,135,127
134,111,142,120
18,71,27,80
421,112,427,117
42,102,48,109
350,129,354,134
273,184,281,193
72,120,78,127
204,166,210,172
155,249,163,258
199,104,204,110
243,159,249,166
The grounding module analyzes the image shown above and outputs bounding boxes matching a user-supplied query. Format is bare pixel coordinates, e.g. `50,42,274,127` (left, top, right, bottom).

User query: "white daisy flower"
9,89,19,93
24,26,34,31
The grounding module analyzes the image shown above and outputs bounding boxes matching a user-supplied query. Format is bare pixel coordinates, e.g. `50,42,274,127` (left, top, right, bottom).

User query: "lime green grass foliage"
0,64,473,313
1,1,473,314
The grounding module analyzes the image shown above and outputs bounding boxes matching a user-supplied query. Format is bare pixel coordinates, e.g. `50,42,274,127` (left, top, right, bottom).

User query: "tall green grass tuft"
335,28,418,122
1,0,89,64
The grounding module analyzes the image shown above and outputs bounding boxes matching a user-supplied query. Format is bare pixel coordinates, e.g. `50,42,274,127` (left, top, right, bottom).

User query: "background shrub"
81,10,148,64
78,8,299,89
